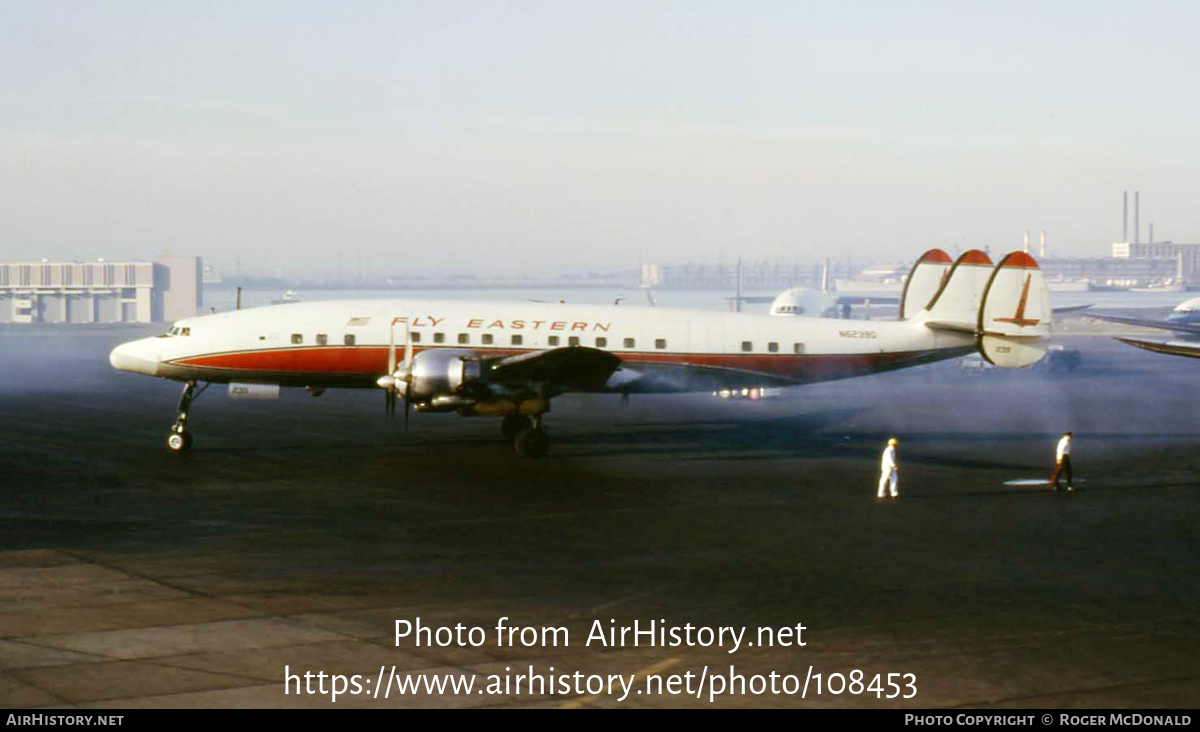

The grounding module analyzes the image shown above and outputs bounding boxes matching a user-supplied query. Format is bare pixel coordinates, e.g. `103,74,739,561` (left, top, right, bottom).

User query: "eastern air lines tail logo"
994,274,1041,327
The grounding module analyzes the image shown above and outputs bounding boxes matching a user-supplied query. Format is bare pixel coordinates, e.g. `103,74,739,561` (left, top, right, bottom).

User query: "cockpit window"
158,325,190,338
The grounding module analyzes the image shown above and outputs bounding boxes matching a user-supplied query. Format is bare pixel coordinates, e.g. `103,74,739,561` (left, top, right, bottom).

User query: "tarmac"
1,324,1198,708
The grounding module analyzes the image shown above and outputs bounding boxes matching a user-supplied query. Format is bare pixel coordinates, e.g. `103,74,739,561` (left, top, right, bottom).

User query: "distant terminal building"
641,260,846,289
1040,253,1180,289
1111,241,1200,281
0,256,202,324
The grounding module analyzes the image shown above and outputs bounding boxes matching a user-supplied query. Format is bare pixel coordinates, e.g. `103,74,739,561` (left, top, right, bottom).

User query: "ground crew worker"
1049,431,1074,491
878,438,899,498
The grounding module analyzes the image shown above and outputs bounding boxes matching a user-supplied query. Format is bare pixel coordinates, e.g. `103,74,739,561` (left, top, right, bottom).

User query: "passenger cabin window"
344,334,356,346
768,342,779,353
655,338,667,350
512,334,524,346
291,334,303,344
624,337,635,349
794,343,805,354
458,333,469,344
568,336,580,347
433,333,445,344
742,341,753,352
596,337,607,348
411,332,421,343
316,333,328,346
482,333,494,345
548,336,560,346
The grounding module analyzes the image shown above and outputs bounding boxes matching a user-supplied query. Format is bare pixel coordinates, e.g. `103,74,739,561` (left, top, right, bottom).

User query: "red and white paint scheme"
110,249,1053,457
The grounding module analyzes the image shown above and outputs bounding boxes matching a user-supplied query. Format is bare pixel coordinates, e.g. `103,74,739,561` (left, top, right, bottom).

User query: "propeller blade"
385,389,395,419
404,319,413,376
404,381,412,431
387,318,397,377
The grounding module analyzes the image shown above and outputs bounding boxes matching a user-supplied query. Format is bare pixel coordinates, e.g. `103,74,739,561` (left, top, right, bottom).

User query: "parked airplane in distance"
110,249,1053,458
726,260,899,319
1087,296,1200,358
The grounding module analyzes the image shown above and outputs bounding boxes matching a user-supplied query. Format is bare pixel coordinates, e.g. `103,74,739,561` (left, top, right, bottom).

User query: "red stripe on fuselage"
170,345,945,383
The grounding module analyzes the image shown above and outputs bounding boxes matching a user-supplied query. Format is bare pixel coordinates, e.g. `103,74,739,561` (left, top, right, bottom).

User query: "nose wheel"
166,380,208,453
166,427,193,452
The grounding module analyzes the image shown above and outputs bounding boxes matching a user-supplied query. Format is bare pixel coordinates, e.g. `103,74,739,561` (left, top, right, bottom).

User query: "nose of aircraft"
109,339,159,376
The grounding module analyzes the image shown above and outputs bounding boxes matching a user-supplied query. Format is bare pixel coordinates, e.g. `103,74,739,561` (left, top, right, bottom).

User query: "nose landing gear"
166,380,209,453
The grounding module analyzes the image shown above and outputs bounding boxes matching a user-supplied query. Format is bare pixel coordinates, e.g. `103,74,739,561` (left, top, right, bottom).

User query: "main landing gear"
166,380,209,453
501,413,550,459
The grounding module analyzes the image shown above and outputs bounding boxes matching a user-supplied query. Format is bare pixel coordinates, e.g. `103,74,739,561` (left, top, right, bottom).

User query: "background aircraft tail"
911,250,1051,368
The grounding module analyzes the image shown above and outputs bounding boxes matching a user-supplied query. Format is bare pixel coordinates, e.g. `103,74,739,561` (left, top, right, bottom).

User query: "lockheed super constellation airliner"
109,249,1053,458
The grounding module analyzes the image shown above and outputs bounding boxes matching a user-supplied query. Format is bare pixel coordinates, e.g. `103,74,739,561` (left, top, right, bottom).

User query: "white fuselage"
109,298,976,392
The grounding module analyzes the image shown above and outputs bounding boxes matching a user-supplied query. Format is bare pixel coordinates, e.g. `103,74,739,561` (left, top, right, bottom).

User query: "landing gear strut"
512,414,550,459
501,414,532,442
166,380,209,453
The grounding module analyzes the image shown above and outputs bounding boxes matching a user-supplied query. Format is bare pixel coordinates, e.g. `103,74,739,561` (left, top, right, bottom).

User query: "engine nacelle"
407,349,481,402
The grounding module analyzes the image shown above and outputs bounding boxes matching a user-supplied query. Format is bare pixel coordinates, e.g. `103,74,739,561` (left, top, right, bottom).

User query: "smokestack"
1040,230,1046,258
1135,190,1140,244
1023,230,1030,253
1123,191,1128,241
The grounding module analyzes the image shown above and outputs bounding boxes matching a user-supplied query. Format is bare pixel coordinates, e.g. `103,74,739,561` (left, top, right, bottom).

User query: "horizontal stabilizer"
923,319,977,334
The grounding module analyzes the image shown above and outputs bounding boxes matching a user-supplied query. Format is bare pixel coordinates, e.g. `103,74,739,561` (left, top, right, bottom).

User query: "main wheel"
166,430,193,453
513,427,550,459
501,414,533,442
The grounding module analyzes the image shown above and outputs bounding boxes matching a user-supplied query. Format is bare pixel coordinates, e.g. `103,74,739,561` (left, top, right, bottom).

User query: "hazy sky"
3,1,1199,278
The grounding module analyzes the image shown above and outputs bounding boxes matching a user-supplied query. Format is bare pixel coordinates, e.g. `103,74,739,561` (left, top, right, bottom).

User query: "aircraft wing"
1085,312,1200,336
487,346,622,391
1053,304,1092,314
1115,337,1200,359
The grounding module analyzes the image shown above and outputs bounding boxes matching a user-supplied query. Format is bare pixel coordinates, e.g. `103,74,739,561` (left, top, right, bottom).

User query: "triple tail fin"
976,251,1051,367
915,249,995,331
899,249,953,320
912,249,1052,368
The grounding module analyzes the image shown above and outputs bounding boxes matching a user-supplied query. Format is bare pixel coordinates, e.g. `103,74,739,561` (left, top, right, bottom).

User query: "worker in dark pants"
1049,431,1074,491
